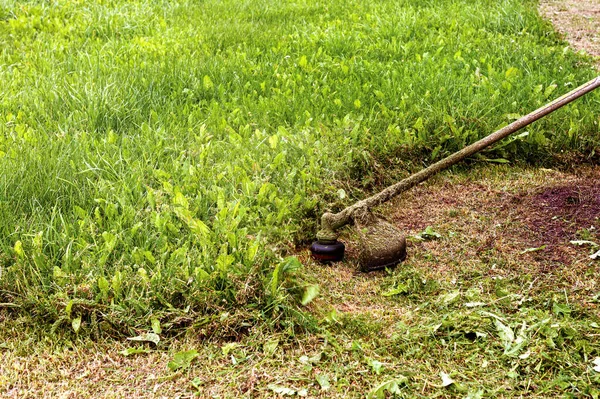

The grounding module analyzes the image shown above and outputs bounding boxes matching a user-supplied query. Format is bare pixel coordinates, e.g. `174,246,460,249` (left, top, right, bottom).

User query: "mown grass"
0,0,599,334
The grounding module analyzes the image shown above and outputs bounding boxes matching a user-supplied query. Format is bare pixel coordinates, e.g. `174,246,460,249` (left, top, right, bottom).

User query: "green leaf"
167,349,199,371
168,247,187,266
127,332,160,345
505,67,519,79
543,84,557,98
382,283,408,297
414,226,442,240
553,302,571,316
65,300,73,318
190,376,204,391
221,342,238,356
188,217,211,238
151,318,162,335
97,276,109,297
53,266,67,280
263,339,279,356
413,117,424,131
368,359,384,375
73,206,87,219
504,322,528,357
268,134,279,149
368,376,408,398
172,191,189,209
440,290,460,304
195,267,210,281
298,55,308,68
301,285,319,306
505,113,522,121
13,240,24,258
271,257,302,294
102,231,117,252
570,240,598,247
519,245,546,254
465,389,485,399
203,75,214,90
120,347,151,357
71,317,81,333
268,384,296,396
316,374,330,391
299,353,321,365
482,158,510,164
494,319,514,350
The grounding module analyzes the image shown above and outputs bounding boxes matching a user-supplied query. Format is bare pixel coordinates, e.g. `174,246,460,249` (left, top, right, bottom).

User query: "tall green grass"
0,0,598,333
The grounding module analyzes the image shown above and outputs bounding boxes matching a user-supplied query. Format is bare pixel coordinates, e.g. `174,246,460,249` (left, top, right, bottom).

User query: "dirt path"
540,0,600,62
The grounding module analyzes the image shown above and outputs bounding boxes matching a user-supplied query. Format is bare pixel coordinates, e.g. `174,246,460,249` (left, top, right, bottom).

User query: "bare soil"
520,178,600,243
540,0,600,62
377,165,599,295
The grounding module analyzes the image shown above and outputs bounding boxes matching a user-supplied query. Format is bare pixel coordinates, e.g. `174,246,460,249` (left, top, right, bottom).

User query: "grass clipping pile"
353,208,407,272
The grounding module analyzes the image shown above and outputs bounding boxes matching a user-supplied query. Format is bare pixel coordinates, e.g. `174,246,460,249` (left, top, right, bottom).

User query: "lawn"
1,0,598,332
0,0,599,395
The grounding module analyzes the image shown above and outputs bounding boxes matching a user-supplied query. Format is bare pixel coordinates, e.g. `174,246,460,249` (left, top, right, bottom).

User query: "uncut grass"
0,0,599,332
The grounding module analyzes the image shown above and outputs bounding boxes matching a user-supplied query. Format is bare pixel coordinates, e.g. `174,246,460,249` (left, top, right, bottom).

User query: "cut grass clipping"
0,0,599,334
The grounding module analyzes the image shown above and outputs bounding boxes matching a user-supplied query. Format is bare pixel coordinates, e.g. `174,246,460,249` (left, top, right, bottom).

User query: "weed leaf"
71,317,81,333
494,319,514,350
167,349,199,372
221,342,238,356
120,347,150,357
520,245,546,254
368,376,407,398
440,290,461,305
263,339,279,356
301,285,319,306
151,318,162,335
267,384,296,396
368,359,384,375
570,240,598,247
316,374,330,391
13,241,24,258
127,332,160,345
414,226,442,240
382,284,408,296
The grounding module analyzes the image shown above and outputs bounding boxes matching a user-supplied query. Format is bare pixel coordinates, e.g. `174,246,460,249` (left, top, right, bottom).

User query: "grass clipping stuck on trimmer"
354,208,407,272
310,76,600,272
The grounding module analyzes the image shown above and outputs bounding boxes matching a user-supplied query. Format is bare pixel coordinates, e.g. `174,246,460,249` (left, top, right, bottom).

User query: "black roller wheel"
310,240,345,263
